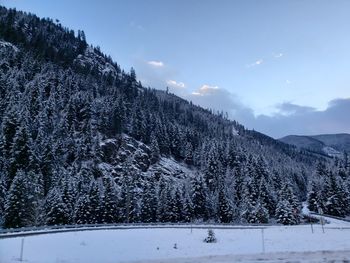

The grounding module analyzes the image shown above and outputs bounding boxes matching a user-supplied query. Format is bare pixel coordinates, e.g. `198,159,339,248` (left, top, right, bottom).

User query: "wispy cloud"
273,53,283,58
246,59,263,68
286,79,291,85
192,84,219,96
129,21,145,31
147,60,164,67
167,80,185,89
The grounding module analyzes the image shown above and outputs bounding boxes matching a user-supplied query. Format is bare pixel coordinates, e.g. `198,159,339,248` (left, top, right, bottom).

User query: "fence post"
309,215,314,233
20,238,24,261
321,216,325,233
261,228,265,253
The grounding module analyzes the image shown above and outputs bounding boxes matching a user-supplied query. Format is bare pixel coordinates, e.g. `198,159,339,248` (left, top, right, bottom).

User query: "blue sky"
2,0,350,137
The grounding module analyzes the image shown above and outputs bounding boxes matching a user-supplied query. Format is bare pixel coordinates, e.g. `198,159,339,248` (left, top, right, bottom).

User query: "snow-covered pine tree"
100,176,118,224
140,179,158,222
218,185,232,223
88,180,101,223
45,187,70,225
204,147,221,193
307,179,321,212
149,134,160,165
74,195,91,224
277,184,300,224
8,125,31,188
184,142,194,165
275,199,296,225
191,174,207,221
4,170,36,228
253,201,269,224
323,171,346,217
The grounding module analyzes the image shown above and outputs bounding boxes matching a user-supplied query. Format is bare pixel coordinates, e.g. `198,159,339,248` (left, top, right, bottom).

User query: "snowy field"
1,220,350,263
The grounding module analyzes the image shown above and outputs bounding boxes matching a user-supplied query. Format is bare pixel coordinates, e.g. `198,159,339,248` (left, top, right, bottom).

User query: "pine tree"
88,181,101,223
60,174,76,223
218,186,232,223
254,202,269,223
1,113,18,160
323,171,346,217
169,188,184,222
275,199,296,225
191,174,207,221
101,176,118,224
204,229,217,243
45,187,70,225
141,180,158,222
8,125,31,188
150,134,160,165
258,177,276,215
74,195,91,224
204,148,221,192
0,174,6,218
278,184,301,224
307,180,320,212
4,170,35,228
156,181,172,222
184,142,194,165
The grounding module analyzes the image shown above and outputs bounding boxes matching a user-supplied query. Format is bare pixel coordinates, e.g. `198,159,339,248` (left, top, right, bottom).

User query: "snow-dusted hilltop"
0,5,349,229
279,133,350,158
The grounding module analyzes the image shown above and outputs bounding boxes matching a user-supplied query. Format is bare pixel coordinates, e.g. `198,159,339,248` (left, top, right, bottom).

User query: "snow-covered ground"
1,221,350,263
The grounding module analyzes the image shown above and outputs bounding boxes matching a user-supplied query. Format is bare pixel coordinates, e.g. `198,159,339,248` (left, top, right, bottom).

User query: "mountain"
0,6,349,228
279,134,350,158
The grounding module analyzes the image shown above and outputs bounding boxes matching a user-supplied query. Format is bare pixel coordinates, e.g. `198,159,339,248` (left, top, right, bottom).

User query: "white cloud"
274,53,283,58
286,79,291,85
147,60,164,67
129,21,145,31
192,84,219,96
167,80,185,89
246,59,263,68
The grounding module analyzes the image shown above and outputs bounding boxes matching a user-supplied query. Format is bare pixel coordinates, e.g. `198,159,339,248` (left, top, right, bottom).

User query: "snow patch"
74,46,119,78
0,40,19,52
322,146,342,157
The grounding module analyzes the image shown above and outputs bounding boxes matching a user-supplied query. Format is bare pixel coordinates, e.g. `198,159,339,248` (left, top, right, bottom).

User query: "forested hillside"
1,6,349,229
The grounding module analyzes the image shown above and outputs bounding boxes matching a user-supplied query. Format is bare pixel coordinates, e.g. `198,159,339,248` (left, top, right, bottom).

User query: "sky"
2,0,350,138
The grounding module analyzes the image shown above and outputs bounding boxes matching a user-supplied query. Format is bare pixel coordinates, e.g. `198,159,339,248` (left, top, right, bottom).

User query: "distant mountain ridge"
279,133,350,157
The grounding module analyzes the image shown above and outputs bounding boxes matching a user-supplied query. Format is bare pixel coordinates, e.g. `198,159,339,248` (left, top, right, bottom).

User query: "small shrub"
204,229,217,243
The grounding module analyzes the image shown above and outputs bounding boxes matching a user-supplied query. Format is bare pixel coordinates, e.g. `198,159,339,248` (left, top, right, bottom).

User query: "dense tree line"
1,6,347,229
307,159,350,217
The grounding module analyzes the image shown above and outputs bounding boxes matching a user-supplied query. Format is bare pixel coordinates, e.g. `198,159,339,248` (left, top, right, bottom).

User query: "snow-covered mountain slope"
279,134,349,157
98,134,197,182
1,5,349,229
311,133,350,153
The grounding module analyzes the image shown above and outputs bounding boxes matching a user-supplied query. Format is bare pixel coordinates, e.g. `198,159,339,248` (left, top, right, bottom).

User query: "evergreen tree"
323,171,346,217
4,170,35,228
141,180,158,222
88,181,101,223
218,186,232,223
307,180,321,212
8,125,31,188
275,199,296,225
204,148,221,192
74,195,91,224
100,176,118,223
45,187,70,225
184,142,194,165
253,202,269,224
278,184,301,224
191,174,207,221
150,134,160,165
